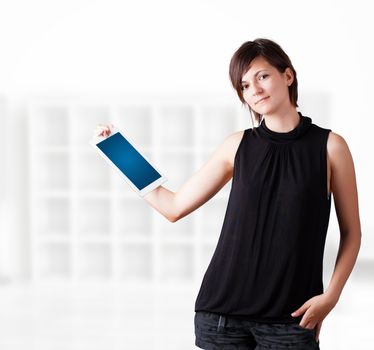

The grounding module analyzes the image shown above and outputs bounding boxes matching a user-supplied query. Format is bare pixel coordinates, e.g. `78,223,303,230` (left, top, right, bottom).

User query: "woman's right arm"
94,124,245,223
143,130,245,222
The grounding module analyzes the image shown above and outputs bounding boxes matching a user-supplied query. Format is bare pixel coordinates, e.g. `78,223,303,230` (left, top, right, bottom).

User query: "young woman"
95,38,361,349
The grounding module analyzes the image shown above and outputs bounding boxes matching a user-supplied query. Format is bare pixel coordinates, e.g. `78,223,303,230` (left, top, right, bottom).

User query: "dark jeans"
195,311,320,350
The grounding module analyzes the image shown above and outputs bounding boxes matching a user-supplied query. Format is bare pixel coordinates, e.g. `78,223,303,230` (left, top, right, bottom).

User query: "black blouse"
194,111,332,323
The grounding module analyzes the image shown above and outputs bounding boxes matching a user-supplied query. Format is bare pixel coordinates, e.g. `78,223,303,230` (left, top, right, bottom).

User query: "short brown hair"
229,38,299,126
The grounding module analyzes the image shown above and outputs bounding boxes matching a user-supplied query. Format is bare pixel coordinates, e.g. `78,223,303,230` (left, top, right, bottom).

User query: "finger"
95,126,105,132
96,126,111,134
94,124,113,138
95,130,105,137
303,311,316,325
300,316,314,329
304,322,316,330
93,129,103,137
292,303,309,317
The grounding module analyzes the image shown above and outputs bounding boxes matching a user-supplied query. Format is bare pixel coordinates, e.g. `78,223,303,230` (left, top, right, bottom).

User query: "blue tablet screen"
97,132,162,190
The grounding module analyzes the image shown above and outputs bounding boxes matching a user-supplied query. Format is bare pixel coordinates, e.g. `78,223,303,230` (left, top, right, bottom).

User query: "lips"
256,97,269,104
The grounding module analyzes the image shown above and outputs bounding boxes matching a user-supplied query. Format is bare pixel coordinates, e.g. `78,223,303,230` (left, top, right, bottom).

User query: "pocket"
194,311,220,333
294,323,316,333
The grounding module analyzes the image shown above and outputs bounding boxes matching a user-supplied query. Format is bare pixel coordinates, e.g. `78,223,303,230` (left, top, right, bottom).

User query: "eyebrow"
241,70,267,84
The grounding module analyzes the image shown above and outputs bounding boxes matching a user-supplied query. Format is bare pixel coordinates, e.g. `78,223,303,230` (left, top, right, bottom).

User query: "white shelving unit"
27,95,250,286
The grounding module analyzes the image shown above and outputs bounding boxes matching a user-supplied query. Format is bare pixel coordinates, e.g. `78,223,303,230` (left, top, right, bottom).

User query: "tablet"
90,127,167,197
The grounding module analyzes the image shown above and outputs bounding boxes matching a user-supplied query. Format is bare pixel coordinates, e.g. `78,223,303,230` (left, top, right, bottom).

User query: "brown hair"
229,38,299,128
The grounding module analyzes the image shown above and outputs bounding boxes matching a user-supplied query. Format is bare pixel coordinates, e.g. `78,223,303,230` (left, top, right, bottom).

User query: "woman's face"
241,56,294,115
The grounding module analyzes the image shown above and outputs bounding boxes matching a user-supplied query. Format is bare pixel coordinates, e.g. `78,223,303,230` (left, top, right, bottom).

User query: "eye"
241,74,268,91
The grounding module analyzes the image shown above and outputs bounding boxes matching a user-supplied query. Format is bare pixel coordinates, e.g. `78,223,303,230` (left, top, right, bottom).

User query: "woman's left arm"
291,131,362,340
324,131,362,303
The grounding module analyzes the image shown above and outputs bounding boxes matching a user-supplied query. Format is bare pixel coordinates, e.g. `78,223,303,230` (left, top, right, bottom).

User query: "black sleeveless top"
194,111,332,323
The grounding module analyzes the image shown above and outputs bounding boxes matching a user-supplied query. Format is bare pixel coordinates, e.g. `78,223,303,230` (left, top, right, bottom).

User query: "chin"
253,106,270,115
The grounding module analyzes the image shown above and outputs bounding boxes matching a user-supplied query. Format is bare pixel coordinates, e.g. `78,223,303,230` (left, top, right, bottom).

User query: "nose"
252,82,263,96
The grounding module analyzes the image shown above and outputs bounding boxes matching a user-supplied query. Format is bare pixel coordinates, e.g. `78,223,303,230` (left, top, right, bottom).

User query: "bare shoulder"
327,131,349,153
327,131,347,148
224,129,246,169
327,131,352,168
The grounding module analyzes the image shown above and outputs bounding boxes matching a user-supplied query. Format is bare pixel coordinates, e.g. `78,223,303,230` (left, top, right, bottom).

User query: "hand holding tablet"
91,124,168,197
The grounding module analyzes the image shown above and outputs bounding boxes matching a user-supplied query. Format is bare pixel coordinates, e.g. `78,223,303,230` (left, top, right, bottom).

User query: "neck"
262,108,300,133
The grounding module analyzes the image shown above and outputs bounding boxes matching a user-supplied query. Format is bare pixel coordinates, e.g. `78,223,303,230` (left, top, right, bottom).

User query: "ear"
285,67,294,86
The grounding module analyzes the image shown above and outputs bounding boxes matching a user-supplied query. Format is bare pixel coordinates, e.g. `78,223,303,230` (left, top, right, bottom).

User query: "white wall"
0,0,372,348
1,0,372,272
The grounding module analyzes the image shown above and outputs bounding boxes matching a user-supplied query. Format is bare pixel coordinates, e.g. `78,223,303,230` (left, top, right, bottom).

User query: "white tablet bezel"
90,127,167,197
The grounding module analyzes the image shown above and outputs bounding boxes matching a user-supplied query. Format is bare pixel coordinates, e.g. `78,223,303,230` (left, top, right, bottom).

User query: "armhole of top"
324,129,332,201
232,128,250,177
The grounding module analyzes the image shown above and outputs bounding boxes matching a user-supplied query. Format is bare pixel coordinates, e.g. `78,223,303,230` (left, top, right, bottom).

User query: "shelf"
116,105,153,148
30,105,70,147
71,104,111,147
73,151,111,192
117,242,153,282
157,105,195,148
75,197,111,236
34,197,71,236
37,242,71,279
27,97,247,285
34,152,70,191
158,243,194,283
199,105,238,147
157,152,195,191
114,198,152,237
77,242,112,280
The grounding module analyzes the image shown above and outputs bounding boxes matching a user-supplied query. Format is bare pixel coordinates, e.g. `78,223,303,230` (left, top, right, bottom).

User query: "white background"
0,0,373,349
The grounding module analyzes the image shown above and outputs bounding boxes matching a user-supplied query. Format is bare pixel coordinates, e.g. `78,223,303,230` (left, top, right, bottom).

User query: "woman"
95,38,361,349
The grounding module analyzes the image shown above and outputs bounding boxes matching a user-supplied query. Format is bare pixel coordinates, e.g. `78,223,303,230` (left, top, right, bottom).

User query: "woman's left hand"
291,293,337,342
